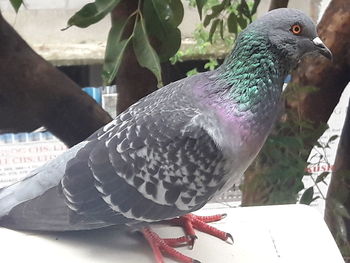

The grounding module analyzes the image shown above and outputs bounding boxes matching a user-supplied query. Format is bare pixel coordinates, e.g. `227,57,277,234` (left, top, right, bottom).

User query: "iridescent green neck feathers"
218,30,289,113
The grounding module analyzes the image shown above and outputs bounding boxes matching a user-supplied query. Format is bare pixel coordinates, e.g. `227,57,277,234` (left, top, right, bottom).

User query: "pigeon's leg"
167,213,233,248
141,227,200,263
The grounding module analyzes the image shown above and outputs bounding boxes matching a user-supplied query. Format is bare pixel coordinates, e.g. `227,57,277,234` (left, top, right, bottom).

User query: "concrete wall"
257,0,331,22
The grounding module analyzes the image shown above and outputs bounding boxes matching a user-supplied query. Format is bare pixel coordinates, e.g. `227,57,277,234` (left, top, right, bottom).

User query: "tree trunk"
325,98,350,258
111,1,158,114
0,13,112,147
269,0,289,11
319,1,350,257
289,0,350,125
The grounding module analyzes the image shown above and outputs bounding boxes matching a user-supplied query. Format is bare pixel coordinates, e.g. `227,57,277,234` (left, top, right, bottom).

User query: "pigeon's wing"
61,78,229,226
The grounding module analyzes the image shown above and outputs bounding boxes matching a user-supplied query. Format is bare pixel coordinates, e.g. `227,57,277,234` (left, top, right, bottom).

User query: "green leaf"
237,15,248,29
195,0,207,20
133,17,162,85
169,0,184,27
102,17,132,85
311,196,320,203
203,0,228,28
251,0,261,16
150,0,184,28
203,15,212,28
102,38,131,85
186,68,199,77
328,135,339,143
209,18,220,43
10,0,22,12
227,12,238,34
211,0,228,15
204,58,218,71
143,0,182,61
67,0,121,28
158,27,181,62
219,19,224,40
238,0,251,20
271,136,303,149
315,172,329,184
299,187,314,205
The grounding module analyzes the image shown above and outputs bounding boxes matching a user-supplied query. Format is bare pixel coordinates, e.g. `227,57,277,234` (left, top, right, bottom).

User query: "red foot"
167,213,233,248
141,227,200,263
141,213,232,263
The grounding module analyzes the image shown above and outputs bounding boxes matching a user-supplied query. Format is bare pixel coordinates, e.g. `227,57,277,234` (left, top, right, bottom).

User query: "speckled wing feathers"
61,81,228,226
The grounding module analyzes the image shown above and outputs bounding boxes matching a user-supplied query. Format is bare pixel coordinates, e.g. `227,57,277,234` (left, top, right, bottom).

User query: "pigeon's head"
246,8,332,65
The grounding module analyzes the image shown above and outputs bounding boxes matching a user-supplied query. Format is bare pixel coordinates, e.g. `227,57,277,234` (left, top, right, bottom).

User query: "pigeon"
0,8,331,263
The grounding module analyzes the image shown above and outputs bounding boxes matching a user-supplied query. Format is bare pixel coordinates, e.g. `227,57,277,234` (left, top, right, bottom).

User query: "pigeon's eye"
290,24,302,35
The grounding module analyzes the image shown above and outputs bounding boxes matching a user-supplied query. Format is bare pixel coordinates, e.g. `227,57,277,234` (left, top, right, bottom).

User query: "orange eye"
291,24,302,35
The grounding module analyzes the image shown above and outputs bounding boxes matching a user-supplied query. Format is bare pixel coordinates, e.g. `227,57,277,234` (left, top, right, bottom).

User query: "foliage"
67,0,123,28
10,0,259,86
65,0,183,86
186,68,200,77
184,58,219,77
9,0,22,12
172,0,259,75
169,23,230,75
66,0,259,86
200,0,260,42
169,24,226,65
301,134,339,204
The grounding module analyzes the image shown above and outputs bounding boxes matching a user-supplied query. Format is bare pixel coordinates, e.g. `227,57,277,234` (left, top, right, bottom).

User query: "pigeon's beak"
312,37,332,60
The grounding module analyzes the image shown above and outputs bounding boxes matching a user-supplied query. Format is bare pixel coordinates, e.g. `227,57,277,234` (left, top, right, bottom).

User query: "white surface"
0,204,343,263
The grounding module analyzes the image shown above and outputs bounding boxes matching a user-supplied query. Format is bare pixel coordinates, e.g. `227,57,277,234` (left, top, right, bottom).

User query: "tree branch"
269,0,289,11
289,0,350,125
325,98,350,253
0,14,112,147
286,0,350,253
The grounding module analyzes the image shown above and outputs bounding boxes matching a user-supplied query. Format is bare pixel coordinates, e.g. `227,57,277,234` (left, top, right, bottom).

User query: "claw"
220,213,227,219
142,227,200,263
166,213,233,248
187,235,197,249
142,213,233,262
226,233,234,244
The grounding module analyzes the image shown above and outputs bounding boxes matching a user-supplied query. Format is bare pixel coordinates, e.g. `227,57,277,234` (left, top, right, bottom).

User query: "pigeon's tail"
0,179,112,231
0,164,72,230
0,181,36,215
0,170,50,217
0,181,110,231
0,141,89,218
0,184,67,230
0,141,106,231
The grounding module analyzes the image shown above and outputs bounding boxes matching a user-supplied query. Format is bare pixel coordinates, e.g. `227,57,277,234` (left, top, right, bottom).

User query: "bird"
0,8,332,263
